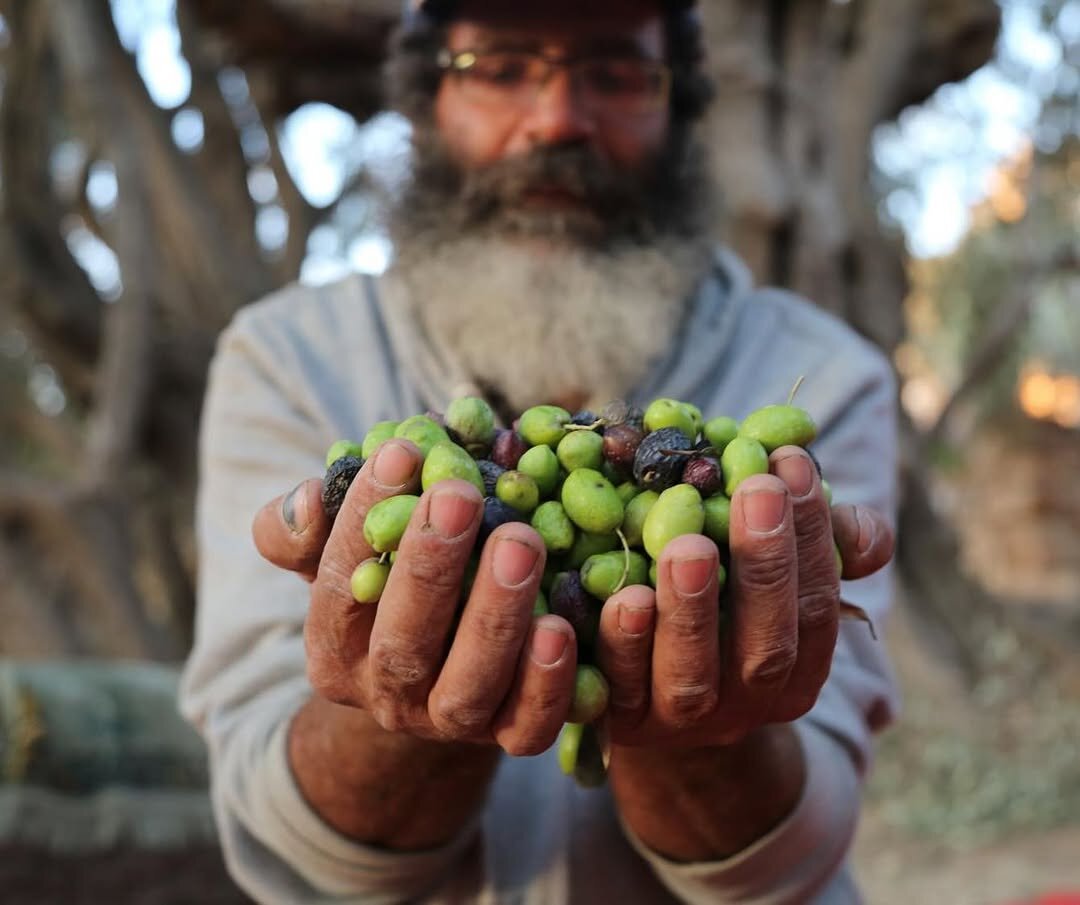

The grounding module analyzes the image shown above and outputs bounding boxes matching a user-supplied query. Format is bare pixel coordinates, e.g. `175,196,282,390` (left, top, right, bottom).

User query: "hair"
383,9,715,130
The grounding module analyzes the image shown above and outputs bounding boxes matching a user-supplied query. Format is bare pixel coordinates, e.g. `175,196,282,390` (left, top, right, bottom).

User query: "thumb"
252,478,332,581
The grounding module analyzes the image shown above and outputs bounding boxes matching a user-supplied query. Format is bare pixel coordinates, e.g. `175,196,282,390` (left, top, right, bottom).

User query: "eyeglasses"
436,48,672,117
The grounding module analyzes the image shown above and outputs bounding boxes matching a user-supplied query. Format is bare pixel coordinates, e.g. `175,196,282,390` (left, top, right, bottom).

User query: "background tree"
0,0,1010,664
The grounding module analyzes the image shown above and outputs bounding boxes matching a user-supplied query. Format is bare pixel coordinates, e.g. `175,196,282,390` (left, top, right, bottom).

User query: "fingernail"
374,442,417,489
282,482,308,534
775,453,813,498
493,537,540,587
672,557,713,596
744,490,786,534
618,604,654,637
530,624,569,666
855,506,875,554
429,489,478,539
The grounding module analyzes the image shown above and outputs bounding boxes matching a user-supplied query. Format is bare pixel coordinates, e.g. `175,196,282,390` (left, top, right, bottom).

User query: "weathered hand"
596,445,894,748
251,439,578,756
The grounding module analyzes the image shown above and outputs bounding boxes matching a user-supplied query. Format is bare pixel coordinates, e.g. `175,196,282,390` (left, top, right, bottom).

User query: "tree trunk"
0,0,1018,671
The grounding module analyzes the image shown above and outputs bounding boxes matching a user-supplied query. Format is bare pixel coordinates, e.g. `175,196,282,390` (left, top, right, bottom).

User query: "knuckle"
798,588,840,633
476,610,528,650
501,726,558,758
429,694,492,739
306,662,351,706
657,682,718,728
663,599,713,636
737,555,793,595
367,635,430,695
741,642,797,689
403,550,464,601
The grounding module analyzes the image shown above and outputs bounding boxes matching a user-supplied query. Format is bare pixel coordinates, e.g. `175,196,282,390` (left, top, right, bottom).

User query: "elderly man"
179,0,899,902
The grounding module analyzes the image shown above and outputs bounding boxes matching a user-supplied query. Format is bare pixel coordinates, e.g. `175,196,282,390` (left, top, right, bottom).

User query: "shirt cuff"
241,709,481,901
620,719,861,905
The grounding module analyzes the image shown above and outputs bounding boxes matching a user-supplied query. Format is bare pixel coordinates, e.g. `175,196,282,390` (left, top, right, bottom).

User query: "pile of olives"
322,392,830,785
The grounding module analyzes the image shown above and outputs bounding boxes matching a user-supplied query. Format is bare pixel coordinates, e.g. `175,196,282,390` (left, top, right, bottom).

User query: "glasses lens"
457,52,538,103
452,52,670,114
579,60,667,106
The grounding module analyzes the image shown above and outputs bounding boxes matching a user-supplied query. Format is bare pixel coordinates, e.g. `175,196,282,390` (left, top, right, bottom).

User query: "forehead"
448,0,666,54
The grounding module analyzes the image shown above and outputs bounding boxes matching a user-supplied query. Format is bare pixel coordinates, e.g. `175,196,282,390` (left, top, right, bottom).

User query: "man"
179,0,899,902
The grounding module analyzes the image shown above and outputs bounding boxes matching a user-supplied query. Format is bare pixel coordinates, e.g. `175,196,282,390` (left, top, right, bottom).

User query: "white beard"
393,235,712,414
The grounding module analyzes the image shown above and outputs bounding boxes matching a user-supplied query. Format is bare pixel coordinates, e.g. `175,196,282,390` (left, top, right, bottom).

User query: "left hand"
596,445,894,749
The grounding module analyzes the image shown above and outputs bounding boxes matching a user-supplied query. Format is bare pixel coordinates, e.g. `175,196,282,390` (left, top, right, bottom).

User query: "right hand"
252,438,579,756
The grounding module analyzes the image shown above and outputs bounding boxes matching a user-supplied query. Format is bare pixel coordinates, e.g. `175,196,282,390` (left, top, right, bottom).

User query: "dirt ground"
853,593,1080,904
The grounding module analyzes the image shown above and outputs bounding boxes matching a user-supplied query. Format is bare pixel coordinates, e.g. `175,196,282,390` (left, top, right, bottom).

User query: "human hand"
252,439,579,755
595,445,894,749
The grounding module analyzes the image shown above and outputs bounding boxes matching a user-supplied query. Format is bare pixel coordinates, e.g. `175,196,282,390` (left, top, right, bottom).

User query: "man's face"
434,1,671,189
389,0,714,413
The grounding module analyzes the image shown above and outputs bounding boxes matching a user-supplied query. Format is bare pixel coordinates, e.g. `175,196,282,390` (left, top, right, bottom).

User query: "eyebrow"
466,34,657,59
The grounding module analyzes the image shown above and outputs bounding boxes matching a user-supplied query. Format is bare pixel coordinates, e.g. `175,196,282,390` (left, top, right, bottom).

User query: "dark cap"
406,0,697,23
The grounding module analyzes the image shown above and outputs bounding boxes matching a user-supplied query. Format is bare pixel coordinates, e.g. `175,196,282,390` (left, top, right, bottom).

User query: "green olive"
558,722,584,776
517,444,561,497
445,396,496,455
326,440,364,469
567,665,610,724
621,490,659,548
421,442,485,495
557,430,604,472
643,398,696,441
531,501,577,554
565,530,620,569
350,558,391,604
720,436,770,497
703,416,739,455
642,484,705,561
496,470,541,514
561,469,625,535
363,495,421,553
581,550,649,600
702,494,732,546
739,404,817,452
519,405,571,448
361,421,399,459
394,415,451,458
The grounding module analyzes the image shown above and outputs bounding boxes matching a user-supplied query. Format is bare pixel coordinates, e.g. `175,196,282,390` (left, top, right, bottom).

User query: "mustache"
457,145,644,220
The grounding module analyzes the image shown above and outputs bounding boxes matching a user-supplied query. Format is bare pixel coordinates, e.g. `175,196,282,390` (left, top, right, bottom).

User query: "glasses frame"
435,48,674,115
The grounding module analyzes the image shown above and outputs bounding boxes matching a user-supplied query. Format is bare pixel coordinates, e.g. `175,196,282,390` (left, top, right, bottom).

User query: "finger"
366,480,483,731
651,534,721,730
770,447,839,721
305,440,423,705
492,615,577,757
427,522,545,741
831,503,895,580
725,474,798,723
253,478,331,581
596,584,656,733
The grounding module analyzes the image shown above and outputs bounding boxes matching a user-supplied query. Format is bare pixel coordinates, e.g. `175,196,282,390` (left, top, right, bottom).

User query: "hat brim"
410,0,695,21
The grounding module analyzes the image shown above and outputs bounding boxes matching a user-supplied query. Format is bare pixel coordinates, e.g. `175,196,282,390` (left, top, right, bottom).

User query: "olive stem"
612,529,631,597
378,552,389,566
565,421,605,432
787,375,806,406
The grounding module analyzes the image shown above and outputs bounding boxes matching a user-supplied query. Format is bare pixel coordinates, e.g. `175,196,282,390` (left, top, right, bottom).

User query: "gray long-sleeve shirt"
179,248,899,904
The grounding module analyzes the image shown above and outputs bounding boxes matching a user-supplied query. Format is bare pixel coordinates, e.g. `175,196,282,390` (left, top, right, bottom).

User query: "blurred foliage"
889,0,1079,435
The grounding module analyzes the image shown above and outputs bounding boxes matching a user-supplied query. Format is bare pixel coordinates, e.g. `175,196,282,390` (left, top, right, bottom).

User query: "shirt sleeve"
623,339,901,905
177,300,478,904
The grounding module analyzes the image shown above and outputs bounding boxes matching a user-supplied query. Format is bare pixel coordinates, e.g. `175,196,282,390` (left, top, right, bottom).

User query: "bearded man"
179,1,899,903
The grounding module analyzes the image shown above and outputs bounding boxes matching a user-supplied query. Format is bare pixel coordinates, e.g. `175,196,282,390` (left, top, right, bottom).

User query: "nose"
520,69,597,148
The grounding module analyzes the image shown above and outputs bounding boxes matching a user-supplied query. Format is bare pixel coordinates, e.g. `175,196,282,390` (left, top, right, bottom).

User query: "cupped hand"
596,445,894,749
251,439,579,756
